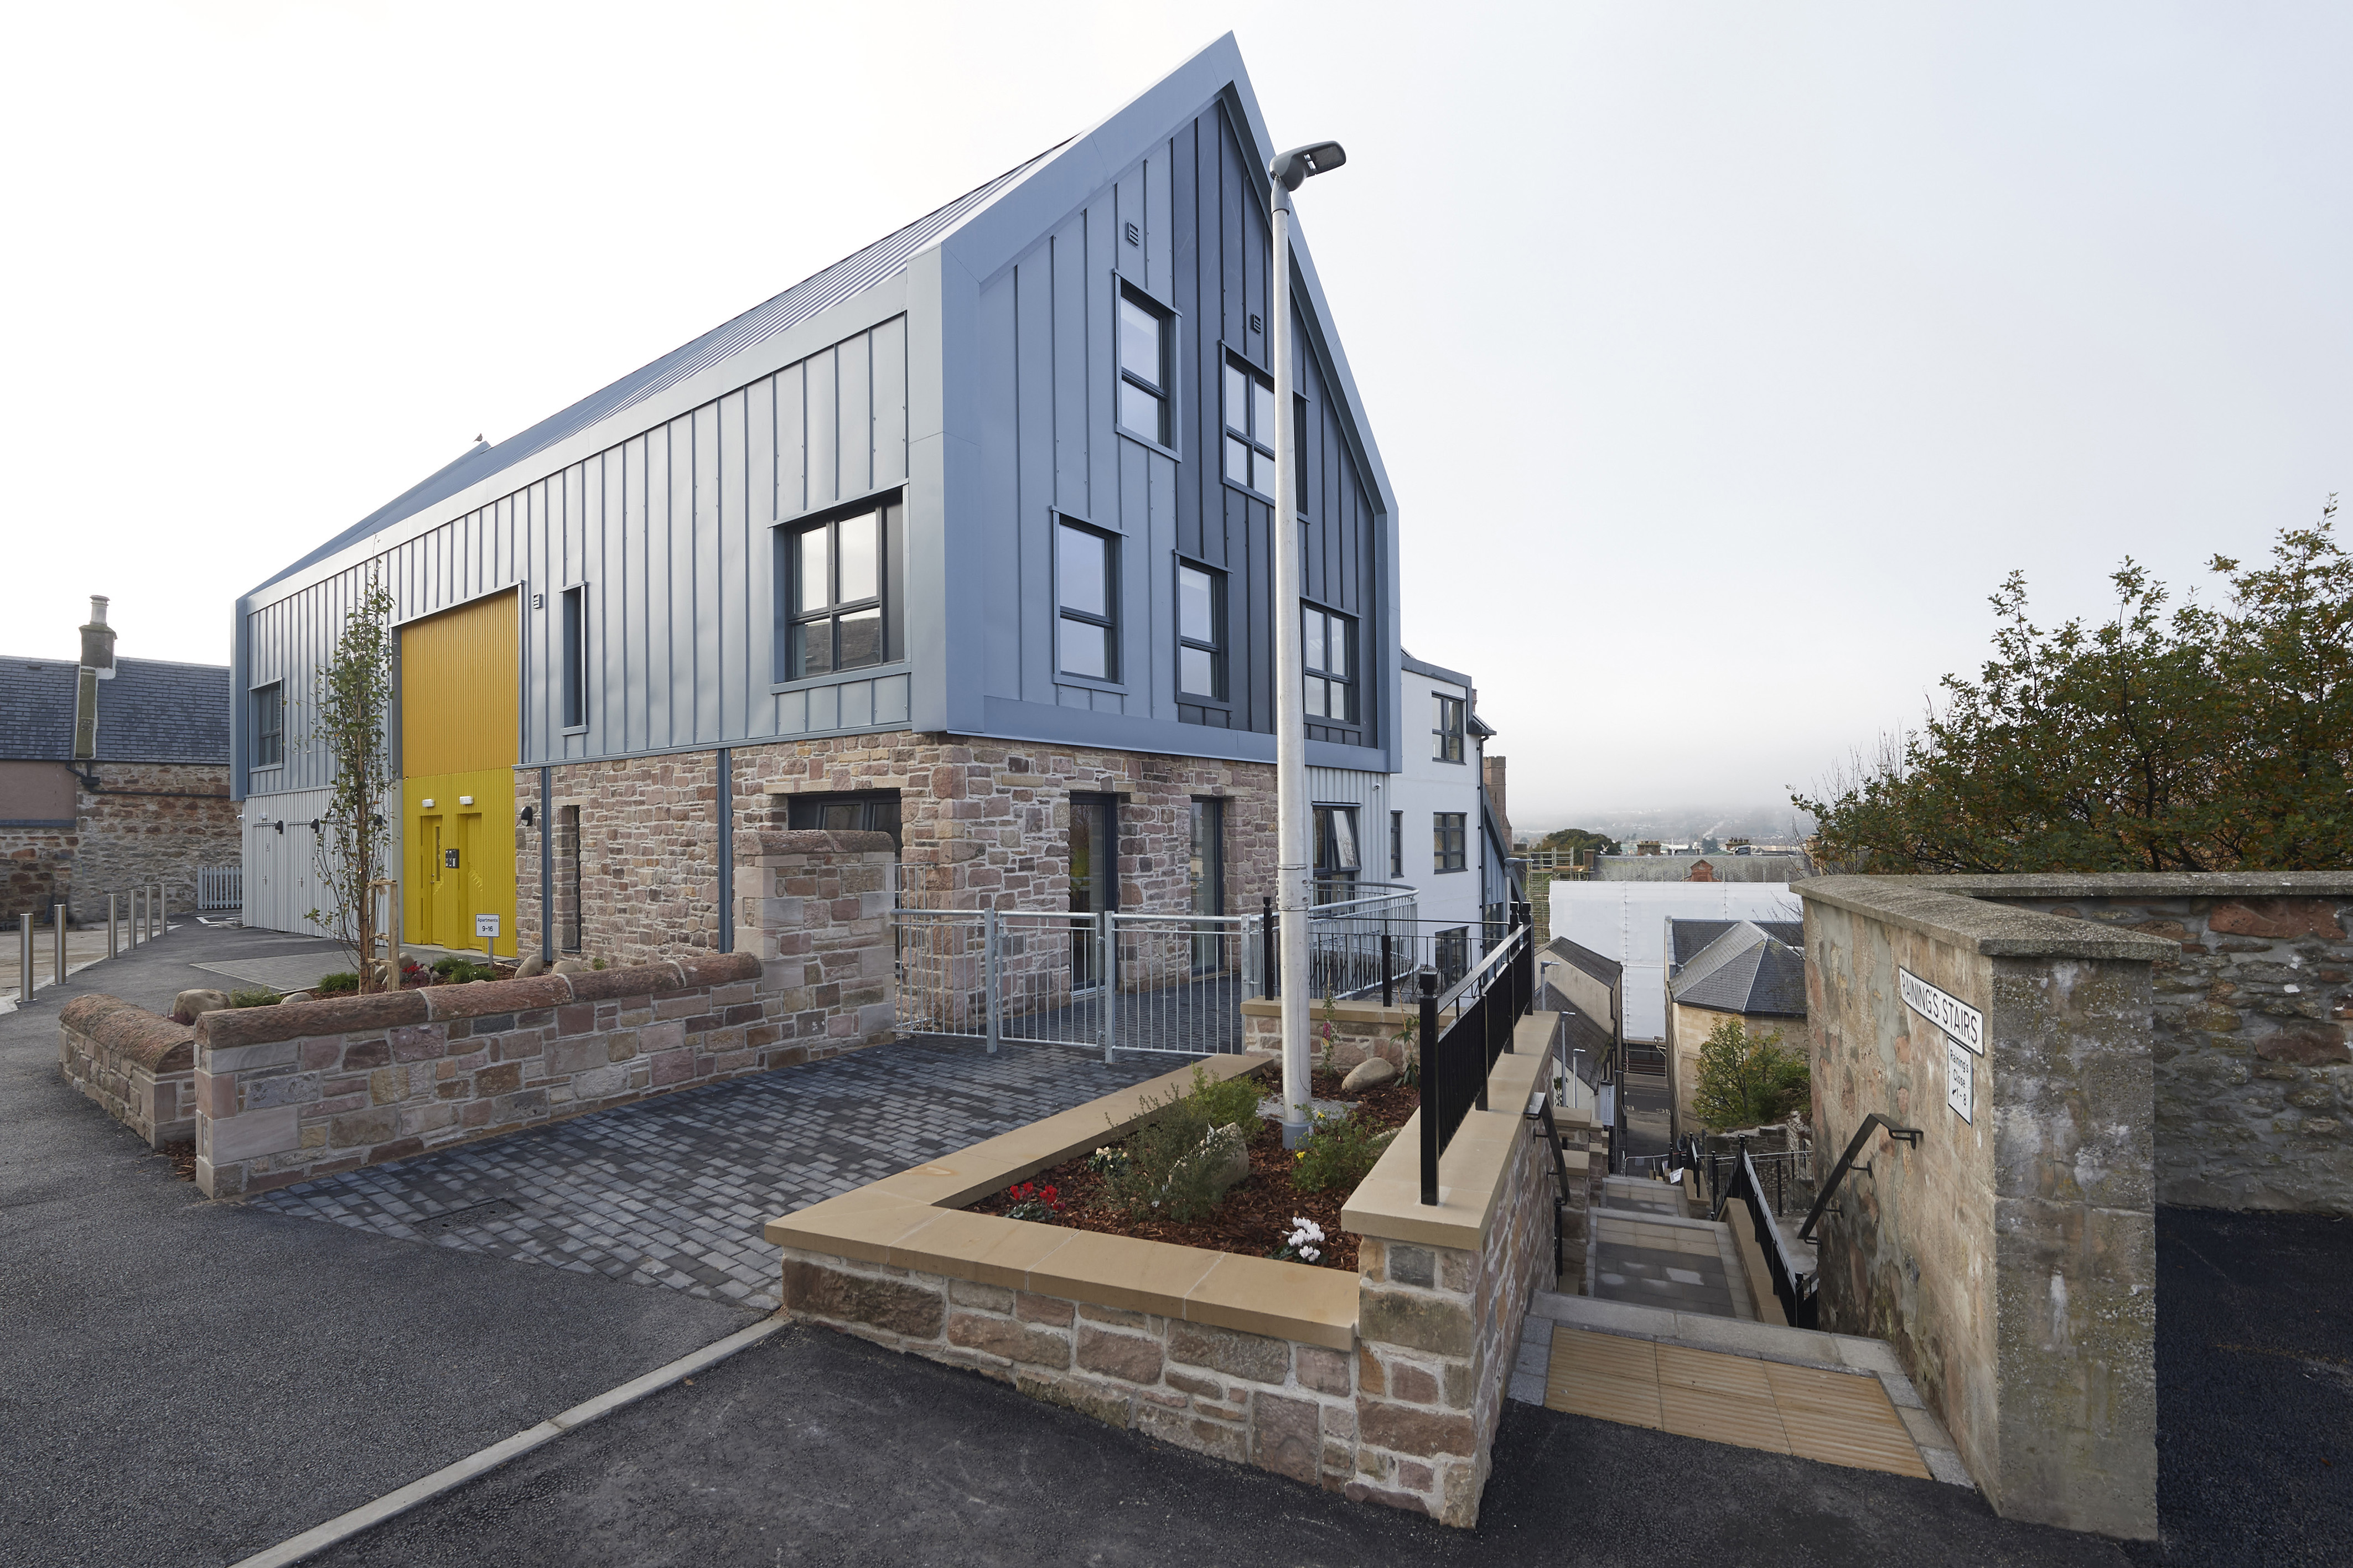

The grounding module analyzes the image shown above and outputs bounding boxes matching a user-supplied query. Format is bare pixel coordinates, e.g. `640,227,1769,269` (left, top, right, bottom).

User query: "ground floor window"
1071,792,1118,988
1189,796,1225,974
787,790,903,849
1313,804,1359,904
556,804,582,953
1437,926,1471,988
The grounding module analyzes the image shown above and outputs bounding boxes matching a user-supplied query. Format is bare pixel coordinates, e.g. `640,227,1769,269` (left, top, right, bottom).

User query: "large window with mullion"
1058,520,1119,682
781,500,900,681
1302,604,1355,724
1176,559,1225,700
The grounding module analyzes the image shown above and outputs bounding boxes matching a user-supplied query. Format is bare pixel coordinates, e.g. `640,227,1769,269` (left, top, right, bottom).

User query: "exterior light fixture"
1269,141,1345,189
421,798,435,808
458,795,474,806
519,805,535,827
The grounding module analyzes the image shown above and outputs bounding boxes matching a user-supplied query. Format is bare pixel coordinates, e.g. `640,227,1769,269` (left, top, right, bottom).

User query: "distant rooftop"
0,656,231,765
1668,920,1807,1018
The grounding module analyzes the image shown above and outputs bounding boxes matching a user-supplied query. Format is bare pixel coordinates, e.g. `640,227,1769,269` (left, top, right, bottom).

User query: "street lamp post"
1269,138,1346,1149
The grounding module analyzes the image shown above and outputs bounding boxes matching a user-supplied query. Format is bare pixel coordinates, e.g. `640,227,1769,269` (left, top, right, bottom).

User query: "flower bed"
966,1066,1421,1272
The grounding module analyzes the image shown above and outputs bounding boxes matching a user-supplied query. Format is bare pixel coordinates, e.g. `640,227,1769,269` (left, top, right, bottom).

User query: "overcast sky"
5,3,2346,829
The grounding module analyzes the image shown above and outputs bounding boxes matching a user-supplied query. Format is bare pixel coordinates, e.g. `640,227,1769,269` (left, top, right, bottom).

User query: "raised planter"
768,1018,1563,1527
59,994,196,1148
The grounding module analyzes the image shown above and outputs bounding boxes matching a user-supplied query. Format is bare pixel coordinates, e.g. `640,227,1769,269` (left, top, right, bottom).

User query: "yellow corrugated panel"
400,590,518,777
399,591,519,958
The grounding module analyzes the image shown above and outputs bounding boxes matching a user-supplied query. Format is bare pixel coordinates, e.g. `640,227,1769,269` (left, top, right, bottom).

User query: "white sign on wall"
475,913,500,940
1946,1038,1975,1123
1900,967,1984,1055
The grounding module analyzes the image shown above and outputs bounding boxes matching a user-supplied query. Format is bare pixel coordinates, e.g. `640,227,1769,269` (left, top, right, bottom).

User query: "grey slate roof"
1400,649,1474,688
1669,921,1807,1018
1667,918,1802,968
252,144,1065,598
1543,936,1623,985
0,656,232,765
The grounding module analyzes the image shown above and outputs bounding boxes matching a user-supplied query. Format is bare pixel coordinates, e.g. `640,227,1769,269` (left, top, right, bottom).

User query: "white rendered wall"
1380,671,1485,933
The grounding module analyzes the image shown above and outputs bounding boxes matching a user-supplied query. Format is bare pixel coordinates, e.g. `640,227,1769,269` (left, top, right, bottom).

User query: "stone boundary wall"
190,954,773,1197
70,761,241,923
1801,876,2167,1539
1936,878,2352,1213
736,829,896,1049
1241,997,1413,1070
1,823,75,922
58,994,196,1148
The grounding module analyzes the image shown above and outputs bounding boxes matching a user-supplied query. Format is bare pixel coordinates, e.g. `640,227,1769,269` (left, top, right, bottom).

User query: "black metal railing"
1416,904,1537,1204
1797,1113,1921,1244
1713,1140,1820,1329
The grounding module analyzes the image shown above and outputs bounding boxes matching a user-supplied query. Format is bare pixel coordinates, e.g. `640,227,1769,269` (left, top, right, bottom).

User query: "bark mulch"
965,1067,1419,1273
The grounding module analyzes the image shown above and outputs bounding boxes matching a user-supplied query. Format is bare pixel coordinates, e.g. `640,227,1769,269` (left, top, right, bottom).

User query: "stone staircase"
1584,1174,1757,1320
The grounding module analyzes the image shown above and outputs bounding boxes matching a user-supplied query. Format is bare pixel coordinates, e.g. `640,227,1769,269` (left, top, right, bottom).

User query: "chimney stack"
73,595,116,761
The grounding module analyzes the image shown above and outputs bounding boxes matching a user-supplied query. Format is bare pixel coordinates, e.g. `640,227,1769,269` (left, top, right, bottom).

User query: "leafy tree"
303,576,397,991
1536,827,1620,859
1798,501,2350,873
1691,1019,1809,1130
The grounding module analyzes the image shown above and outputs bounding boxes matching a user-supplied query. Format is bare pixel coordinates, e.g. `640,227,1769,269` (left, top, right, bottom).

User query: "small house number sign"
476,913,500,940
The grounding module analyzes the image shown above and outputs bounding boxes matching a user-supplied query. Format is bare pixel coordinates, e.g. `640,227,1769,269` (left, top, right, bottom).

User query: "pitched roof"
1544,936,1623,985
250,146,1063,598
0,656,231,765
1669,921,1807,1017
1667,917,1801,967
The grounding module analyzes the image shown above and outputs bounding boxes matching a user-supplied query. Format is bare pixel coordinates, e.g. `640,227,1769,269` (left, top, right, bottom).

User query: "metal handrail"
1714,1144,1817,1327
1795,1113,1922,1244
1437,924,1525,1013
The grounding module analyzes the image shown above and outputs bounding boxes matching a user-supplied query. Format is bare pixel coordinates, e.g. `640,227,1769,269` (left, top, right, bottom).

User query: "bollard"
53,902,68,985
983,907,1001,1056
107,892,118,958
1100,911,1118,1065
18,913,32,1004
131,886,143,946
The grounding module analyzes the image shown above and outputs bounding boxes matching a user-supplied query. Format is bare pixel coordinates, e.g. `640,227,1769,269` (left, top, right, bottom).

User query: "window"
1313,804,1359,903
786,790,903,849
1058,521,1117,681
561,586,587,729
1176,561,1224,699
1301,605,1355,723
556,804,583,952
1433,694,1464,762
1118,288,1173,446
1434,812,1468,872
782,507,887,679
1390,810,1404,877
1436,926,1471,988
1223,356,1277,496
250,683,283,767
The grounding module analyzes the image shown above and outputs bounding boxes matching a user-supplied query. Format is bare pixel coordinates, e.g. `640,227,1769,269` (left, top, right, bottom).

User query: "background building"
1,599,237,922
1661,916,1807,1137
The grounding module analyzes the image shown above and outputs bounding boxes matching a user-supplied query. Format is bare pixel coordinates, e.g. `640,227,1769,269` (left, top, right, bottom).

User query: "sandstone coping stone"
1801,876,2182,960
1919,871,2353,901
423,975,574,1020
196,989,430,1050
677,952,763,987
564,962,686,1001
60,994,195,1073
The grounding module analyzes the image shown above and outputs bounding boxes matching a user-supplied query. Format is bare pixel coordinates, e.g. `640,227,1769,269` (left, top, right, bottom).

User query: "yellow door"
401,591,519,959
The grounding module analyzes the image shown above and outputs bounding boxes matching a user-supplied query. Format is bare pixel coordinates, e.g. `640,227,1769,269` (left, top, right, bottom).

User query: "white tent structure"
1549,881,1803,1043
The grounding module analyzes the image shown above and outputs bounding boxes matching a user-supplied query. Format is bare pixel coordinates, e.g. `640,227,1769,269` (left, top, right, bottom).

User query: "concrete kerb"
229,1315,790,1568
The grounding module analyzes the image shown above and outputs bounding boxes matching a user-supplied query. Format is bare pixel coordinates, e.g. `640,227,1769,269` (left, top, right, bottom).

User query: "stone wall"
1,824,75,922
736,830,897,1051
58,993,196,1148
1946,879,2352,1213
516,733,1277,968
1800,877,2165,1539
70,761,240,922
1241,996,1414,1070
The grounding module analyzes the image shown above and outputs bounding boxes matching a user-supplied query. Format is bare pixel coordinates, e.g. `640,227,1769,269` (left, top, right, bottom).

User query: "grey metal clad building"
234,37,1413,959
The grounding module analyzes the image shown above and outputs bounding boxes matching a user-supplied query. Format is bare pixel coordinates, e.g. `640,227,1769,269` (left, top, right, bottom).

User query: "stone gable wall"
515,734,1277,968
70,761,240,923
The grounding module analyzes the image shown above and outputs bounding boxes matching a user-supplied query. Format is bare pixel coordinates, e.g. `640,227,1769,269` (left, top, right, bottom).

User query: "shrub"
430,957,497,983
226,988,283,1009
1291,1107,1395,1195
1691,1020,1810,1130
315,972,360,995
1186,1063,1261,1130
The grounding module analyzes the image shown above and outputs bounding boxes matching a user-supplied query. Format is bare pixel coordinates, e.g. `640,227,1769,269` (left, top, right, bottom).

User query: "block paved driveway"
250,1036,1171,1308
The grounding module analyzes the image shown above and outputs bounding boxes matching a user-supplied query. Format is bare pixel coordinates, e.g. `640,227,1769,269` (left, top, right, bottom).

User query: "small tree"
1691,1019,1809,1130
303,576,397,991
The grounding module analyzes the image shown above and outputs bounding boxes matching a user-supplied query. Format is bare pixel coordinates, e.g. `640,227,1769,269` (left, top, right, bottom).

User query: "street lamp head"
1271,141,1346,191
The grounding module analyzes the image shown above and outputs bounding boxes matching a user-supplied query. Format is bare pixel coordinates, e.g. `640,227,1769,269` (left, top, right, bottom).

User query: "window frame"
1433,693,1465,763
1174,555,1226,703
560,585,588,732
1300,603,1357,725
249,681,283,770
1115,281,1179,456
1390,809,1404,878
1055,517,1121,685
1313,802,1360,904
771,489,905,688
784,788,904,849
1434,811,1469,873
1220,349,1278,500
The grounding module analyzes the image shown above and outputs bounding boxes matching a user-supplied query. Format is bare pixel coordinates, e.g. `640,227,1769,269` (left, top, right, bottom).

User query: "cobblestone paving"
248,1037,1172,1310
